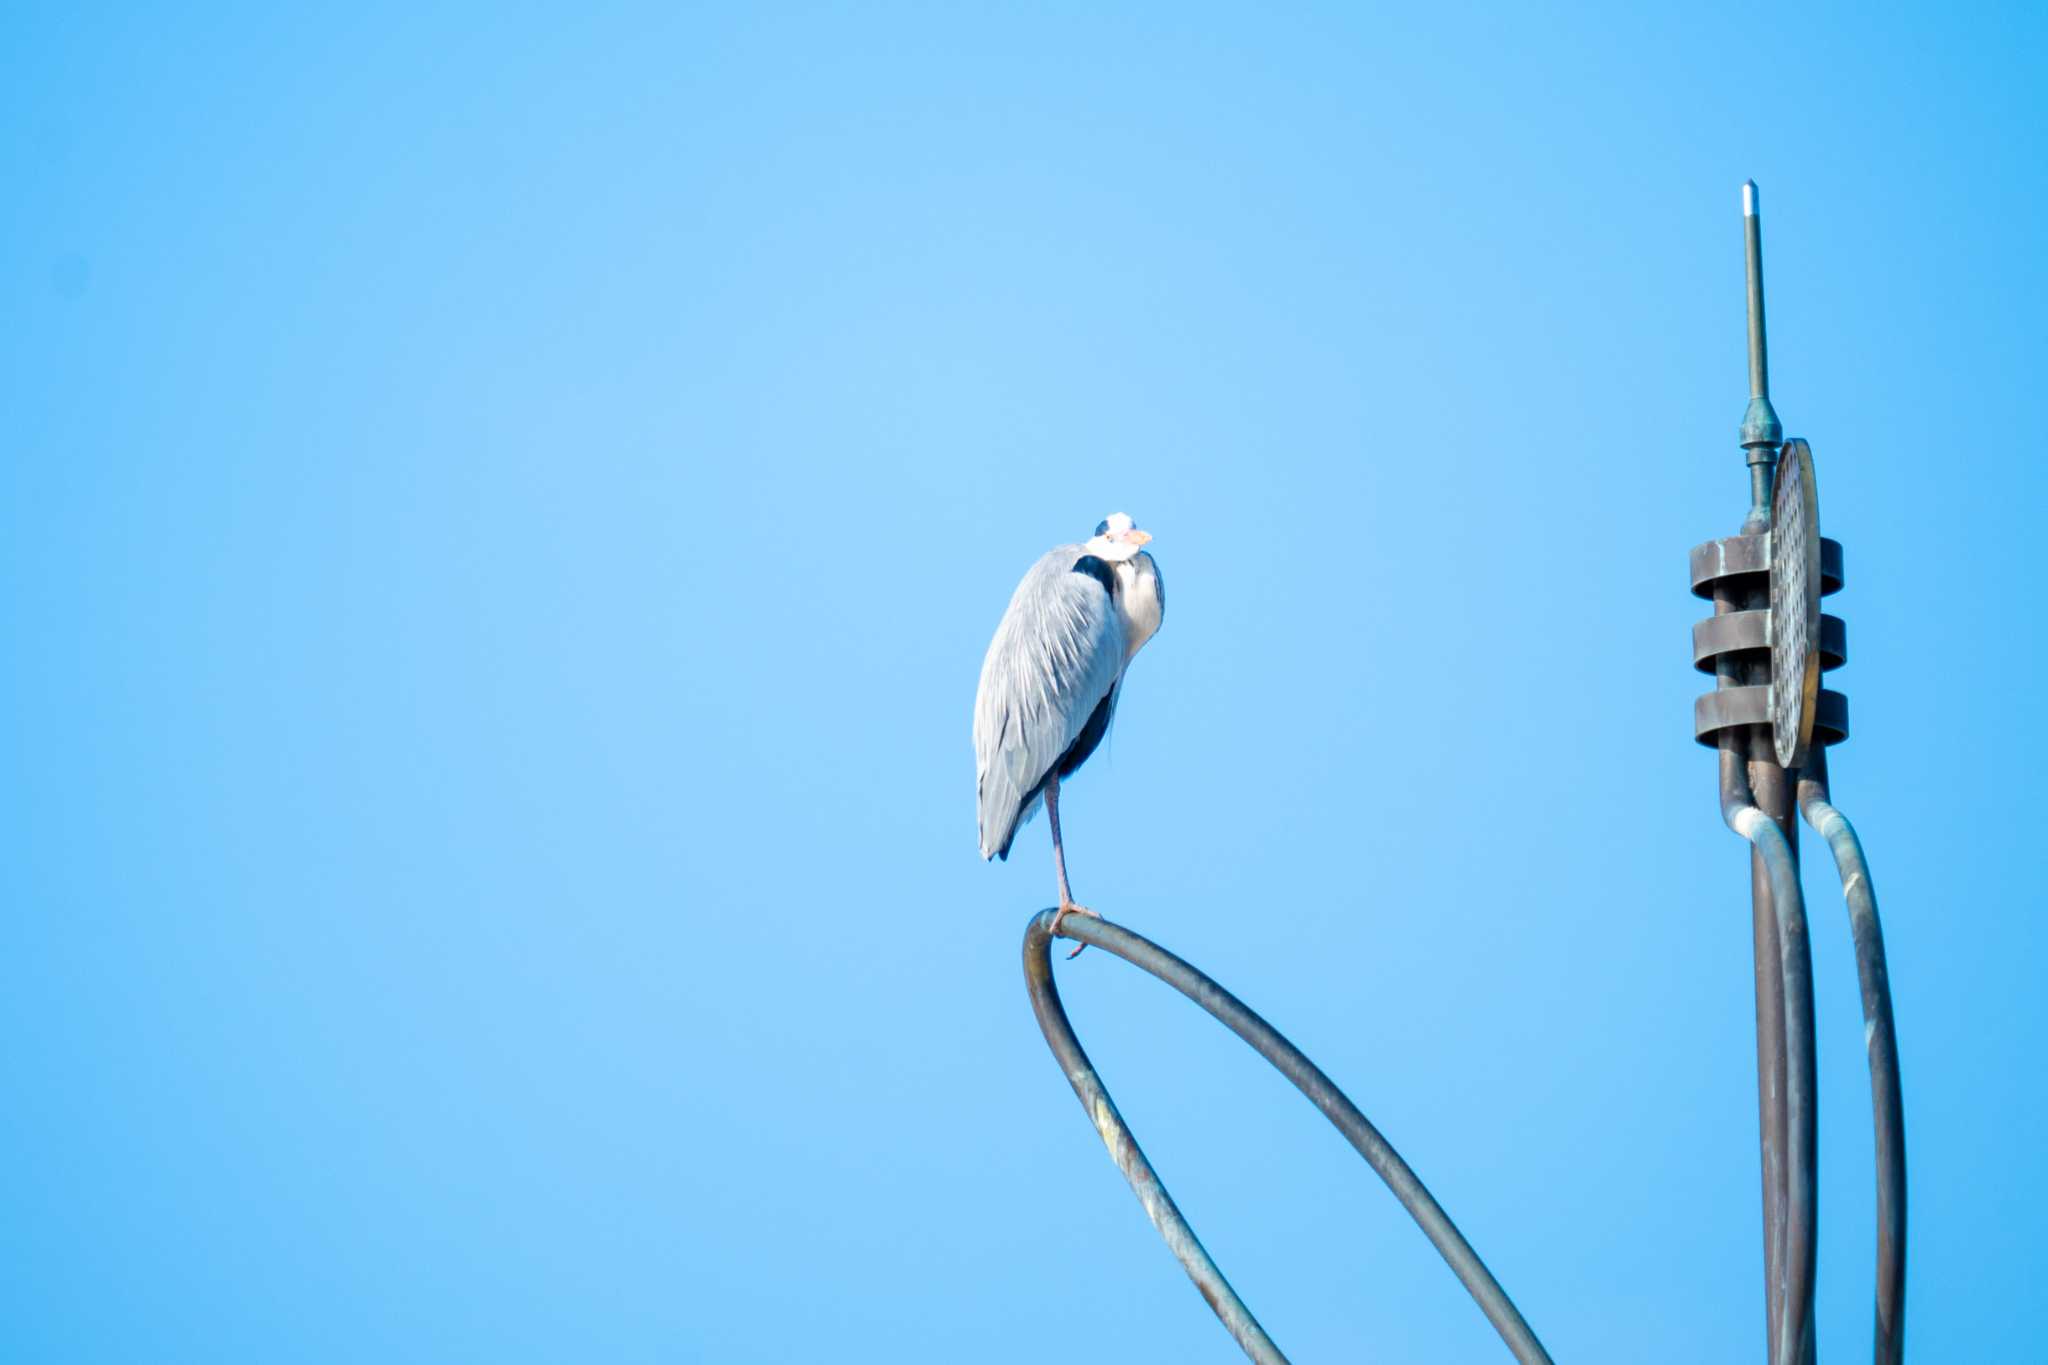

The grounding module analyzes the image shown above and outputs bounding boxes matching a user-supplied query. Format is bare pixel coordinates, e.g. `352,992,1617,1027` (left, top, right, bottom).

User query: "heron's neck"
1115,566,1162,661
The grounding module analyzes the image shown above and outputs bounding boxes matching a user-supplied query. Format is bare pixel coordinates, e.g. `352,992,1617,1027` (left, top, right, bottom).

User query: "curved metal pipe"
1722,778,1819,1365
1798,755,1907,1364
1024,910,1552,1365
1022,915,1284,1364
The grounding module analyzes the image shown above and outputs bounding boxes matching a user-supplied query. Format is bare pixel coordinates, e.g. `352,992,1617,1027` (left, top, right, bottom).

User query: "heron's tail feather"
979,777,1038,862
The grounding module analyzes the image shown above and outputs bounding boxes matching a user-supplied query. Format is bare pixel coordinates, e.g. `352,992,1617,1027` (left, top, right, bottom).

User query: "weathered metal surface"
1734,556,1815,1365
1770,439,1823,767
1740,180,1785,510
1693,686,1847,747
1021,914,1284,1364
1714,630,1789,1360
1799,753,1908,1364
1691,610,1845,673
1023,910,1552,1365
1722,180,1817,1365
1713,579,1790,1363
1724,795,1818,1365
1747,729,1815,1365
1689,534,1843,599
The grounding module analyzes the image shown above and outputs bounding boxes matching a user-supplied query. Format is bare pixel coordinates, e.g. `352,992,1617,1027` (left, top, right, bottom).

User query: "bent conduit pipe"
1023,909,1552,1365
1798,754,1907,1364
1721,744,1819,1365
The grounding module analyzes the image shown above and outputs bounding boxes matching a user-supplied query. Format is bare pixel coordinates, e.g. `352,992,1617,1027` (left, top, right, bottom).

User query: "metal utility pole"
1688,182,1906,1365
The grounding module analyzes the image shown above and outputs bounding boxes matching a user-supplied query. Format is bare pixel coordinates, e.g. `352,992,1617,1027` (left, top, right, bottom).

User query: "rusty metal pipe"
1748,734,1815,1365
1714,179,1820,1364
1714,579,1790,1362
1721,781,1818,1365
1024,910,1552,1365
1798,752,1907,1364
1713,562,1813,1365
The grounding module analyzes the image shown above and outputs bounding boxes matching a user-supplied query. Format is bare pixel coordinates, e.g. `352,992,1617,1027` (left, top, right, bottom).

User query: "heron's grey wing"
973,547,1126,860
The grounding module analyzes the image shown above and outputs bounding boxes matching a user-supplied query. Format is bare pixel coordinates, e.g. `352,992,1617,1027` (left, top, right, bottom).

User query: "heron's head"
1084,512,1153,564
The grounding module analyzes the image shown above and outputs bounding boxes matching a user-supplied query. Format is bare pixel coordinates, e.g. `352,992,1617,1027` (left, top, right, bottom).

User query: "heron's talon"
1051,902,1099,957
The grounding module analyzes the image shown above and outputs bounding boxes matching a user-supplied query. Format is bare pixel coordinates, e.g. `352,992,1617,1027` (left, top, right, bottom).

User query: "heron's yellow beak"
1125,529,1152,547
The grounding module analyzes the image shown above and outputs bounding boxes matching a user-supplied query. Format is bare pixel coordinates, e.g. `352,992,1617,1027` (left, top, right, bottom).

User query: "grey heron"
974,513,1165,953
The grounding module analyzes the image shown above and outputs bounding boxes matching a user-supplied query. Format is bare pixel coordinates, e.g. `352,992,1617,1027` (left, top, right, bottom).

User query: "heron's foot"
1050,901,1100,959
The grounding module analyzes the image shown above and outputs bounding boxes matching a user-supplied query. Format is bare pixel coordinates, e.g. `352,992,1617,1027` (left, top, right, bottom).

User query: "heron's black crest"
1071,554,1116,597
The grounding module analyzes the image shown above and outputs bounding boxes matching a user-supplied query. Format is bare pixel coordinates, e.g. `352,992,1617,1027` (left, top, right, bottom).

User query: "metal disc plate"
1770,439,1822,767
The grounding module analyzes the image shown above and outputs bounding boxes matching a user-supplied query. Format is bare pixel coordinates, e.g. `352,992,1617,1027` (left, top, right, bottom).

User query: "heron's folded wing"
973,548,1125,860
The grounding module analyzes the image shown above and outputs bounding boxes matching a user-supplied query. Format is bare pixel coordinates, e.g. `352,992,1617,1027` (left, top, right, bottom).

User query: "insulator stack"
1689,530,1850,750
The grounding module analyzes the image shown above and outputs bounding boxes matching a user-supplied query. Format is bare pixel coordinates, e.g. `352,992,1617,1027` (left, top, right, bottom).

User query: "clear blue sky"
5,4,2043,1361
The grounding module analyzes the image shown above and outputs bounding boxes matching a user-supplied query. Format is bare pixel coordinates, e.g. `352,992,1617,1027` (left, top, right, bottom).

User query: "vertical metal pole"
1749,707,1812,1365
1738,180,1815,1365
1740,182,1782,534
1714,597,1786,1363
1738,180,1788,1360
1741,744,1790,1364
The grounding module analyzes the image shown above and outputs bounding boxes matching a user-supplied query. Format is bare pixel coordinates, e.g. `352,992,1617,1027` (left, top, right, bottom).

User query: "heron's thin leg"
1045,773,1098,959
1047,772,1075,905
